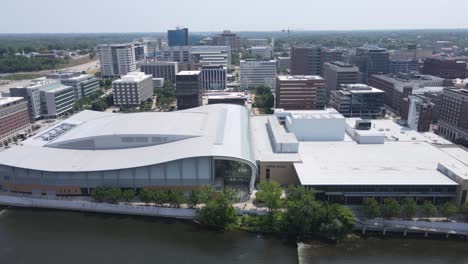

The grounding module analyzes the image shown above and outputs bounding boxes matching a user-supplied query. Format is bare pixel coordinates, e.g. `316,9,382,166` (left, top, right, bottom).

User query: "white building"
200,65,227,90
239,60,277,90
47,72,100,100
10,79,76,120
39,82,76,119
247,39,270,47
113,72,154,107
98,43,137,78
249,46,273,59
161,46,231,67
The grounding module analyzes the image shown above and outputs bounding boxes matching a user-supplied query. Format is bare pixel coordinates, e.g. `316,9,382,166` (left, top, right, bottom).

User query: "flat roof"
177,71,201,76
251,115,301,162
114,72,151,83
277,75,323,81
0,96,24,106
295,141,460,186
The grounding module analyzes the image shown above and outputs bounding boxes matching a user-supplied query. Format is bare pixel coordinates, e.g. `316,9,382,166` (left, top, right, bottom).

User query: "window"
266,168,271,180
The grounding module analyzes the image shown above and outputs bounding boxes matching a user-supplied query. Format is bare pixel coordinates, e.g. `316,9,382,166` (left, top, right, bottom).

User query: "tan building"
0,97,31,143
275,75,326,110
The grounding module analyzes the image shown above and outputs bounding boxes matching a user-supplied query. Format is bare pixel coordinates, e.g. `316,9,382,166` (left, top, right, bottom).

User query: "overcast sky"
1,0,468,33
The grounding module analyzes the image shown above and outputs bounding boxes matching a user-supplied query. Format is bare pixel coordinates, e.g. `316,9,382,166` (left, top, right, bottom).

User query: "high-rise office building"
290,46,322,76
140,61,179,83
330,84,385,119
275,75,326,110
112,72,153,107
176,71,202,110
351,45,390,83
200,65,227,90
438,88,468,143
212,30,241,51
0,97,31,142
422,58,467,79
168,28,189,46
98,43,136,78
239,60,277,90
161,46,231,68
323,61,360,99
249,46,273,59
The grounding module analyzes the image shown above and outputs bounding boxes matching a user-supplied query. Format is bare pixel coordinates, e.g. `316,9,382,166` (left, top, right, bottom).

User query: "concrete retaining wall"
0,195,197,219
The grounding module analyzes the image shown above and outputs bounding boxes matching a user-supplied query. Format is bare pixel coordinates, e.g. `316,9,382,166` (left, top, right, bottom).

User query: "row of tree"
362,197,464,219
0,55,70,73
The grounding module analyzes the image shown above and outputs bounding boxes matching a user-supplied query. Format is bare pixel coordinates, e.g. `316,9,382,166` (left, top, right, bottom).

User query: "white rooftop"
114,72,151,83
277,75,323,81
0,104,255,172
295,141,462,186
0,96,24,106
177,71,201,76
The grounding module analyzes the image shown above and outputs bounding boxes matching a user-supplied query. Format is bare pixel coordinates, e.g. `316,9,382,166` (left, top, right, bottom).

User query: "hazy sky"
1,0,468,33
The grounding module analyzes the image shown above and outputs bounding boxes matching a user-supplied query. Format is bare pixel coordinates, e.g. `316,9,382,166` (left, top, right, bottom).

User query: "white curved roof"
0,104,256,172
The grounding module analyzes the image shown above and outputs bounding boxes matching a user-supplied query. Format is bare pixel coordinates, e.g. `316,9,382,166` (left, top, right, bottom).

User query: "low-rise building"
275,75,326,110
112,72,153,107
422,58,467,79
405,95,434,132
0,97,31,142
206,92,247,106
330,84,385,119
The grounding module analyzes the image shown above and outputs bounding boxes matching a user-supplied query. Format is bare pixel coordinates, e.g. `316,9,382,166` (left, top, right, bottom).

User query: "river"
0,208,467,264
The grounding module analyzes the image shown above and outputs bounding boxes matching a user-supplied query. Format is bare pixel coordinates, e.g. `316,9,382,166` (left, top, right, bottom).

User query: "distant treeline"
0,55,68,73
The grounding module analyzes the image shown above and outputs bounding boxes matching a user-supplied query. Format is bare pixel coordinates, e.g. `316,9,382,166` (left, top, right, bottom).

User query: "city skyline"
1,0,468,33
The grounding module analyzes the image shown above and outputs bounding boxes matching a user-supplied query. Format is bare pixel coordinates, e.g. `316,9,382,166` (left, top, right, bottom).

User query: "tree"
282,186,325,239
91,100,107,111
362,198,380,218
139,189,154,205
187,189,201,209
381,198,400,218
255,181,283,212
460,203,468,222
253,86,274,113
167,190,184,208
196,192,238,229
441,202,458,218
106,188,123,204
122,189,135,203
420,201,438,217
198,186,214,204
319,204,355,241
152,190,169,206
400,198,417,219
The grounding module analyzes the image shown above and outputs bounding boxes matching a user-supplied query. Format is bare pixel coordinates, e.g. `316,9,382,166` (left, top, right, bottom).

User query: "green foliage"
460,203,468,222
91,100,108,111
121,189,135,203
167,190,184,208
91,187,122,204
197,186,214,204
381,198,400,219
440,202,458,218
156,84,176,111
187,189,201,209
362,198,380,218
319,204,355,241
400,198,417,219
255,181,283,212
282,186,325,239
138,189,154,205
253,86,274,111
196,192,238,229
420,201,438,217
0,55,68,73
